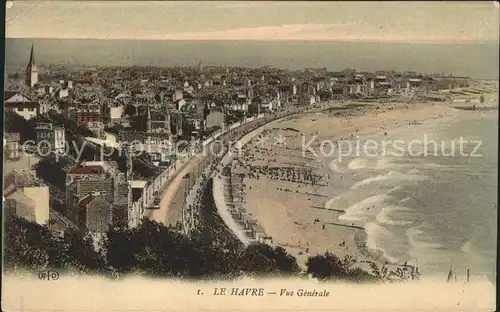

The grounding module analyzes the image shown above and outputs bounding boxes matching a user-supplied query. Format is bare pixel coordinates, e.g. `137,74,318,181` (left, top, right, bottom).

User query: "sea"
4,39,500,80
4,38,498,282
322,108,497,283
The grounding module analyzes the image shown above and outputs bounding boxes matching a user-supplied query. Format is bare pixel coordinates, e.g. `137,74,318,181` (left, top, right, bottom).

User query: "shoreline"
230,99,493,270
153,106,313,227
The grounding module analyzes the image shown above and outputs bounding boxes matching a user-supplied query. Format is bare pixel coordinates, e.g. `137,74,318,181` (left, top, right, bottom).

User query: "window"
28,108,35,112
17,107,23,112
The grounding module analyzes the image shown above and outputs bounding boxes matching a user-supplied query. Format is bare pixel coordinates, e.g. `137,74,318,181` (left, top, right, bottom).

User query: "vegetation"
4,110,37,142
4,214,105,275
5,214,381,282
306,253,378,283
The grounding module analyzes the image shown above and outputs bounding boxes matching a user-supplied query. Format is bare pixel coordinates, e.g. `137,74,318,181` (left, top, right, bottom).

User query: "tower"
25,44,39,88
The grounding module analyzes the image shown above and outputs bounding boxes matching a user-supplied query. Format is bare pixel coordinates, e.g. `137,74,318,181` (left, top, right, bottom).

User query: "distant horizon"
5,38,499,80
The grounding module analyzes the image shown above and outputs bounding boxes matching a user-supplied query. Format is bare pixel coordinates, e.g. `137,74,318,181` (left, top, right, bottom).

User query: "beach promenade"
148,106,307,229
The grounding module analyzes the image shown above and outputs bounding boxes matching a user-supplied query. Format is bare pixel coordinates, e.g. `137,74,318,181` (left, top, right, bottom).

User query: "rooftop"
68,165,105,175
130,180,148,189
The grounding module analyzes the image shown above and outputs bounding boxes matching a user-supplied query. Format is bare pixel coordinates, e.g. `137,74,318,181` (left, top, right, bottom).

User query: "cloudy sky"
5,1,499,43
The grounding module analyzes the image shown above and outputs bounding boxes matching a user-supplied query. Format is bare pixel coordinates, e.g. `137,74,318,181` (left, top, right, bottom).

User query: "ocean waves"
351,170,428,189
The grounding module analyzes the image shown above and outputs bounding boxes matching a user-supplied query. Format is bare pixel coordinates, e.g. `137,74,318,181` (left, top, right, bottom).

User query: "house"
65,161,128,227
87,121,105,138
107,106,123,122
66,161,120,184
55,88,69,99
4,171,50,225
4,91,39,120
300,94,316,106
183,118,204,138
183,81,194,94
406,78,423,94
73,104,102,126
130,180,148,226
35,122,66,154
348,84,363,95
171,89,183,102
4,133,21,160
230,93,250,116
175,98,187,111
205,109,225,130
204,80,213,88
74,193,114,238
38,99,54,115
259,97,274,112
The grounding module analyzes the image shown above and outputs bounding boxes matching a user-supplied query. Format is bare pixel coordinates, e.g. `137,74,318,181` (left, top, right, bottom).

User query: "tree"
4,215,58,272
234,243,300,277
103,226,140,274
306,252,378,282
4,111,37,141
4,215,107,274
58,229,106,274
124,103,136,117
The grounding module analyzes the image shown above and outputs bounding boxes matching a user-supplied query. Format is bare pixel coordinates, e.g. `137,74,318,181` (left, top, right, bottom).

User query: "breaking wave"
351,171,428,189
376,205,414,226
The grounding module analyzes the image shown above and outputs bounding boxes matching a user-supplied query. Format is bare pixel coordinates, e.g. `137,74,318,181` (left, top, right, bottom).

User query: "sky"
5,1,500,43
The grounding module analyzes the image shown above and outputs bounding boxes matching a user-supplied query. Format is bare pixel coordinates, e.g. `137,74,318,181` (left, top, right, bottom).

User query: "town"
4,44,477,281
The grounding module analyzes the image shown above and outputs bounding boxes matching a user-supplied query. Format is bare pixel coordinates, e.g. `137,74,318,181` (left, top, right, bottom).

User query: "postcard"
2,1,498,311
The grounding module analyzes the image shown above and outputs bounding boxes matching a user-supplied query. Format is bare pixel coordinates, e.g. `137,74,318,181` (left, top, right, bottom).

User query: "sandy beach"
230,93,498,268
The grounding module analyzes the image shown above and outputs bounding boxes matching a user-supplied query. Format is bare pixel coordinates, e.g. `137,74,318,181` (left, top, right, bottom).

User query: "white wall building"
36,122,66,154
23,186,50,225
5,102,38,120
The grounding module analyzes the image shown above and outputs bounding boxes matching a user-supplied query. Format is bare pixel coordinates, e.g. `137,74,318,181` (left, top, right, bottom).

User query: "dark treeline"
4,212,381,282
6,111,383,282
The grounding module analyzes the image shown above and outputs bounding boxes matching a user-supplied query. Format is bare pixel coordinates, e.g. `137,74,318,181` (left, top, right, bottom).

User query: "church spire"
26,43,39,88
29,44,35,65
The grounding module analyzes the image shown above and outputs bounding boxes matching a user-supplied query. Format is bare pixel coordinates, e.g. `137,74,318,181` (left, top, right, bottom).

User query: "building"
4,91,39,120
55,88,69,99
172,89,183,102
74,193,114,239
4,133,21,160
126,104,173,152
174,98,187,111
300,94,316,106
258,96,275,112
39,99,53,115
107,106,123,121
65,161,129,229
73,104,101,126
230,93,250,116
87,121,105,138
36,122,66,154
25,44,39,88
204,109,225,130
4,171,50,225
183,118,203,138
406,78,423,95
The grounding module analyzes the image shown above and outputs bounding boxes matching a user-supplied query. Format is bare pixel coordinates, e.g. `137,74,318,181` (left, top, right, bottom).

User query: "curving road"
148,114,278,227
147,104,329,231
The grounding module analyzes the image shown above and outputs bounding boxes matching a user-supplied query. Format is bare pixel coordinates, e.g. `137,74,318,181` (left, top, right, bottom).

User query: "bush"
306,252,378,283
234,243,300,277
4,215,105,275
